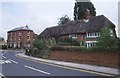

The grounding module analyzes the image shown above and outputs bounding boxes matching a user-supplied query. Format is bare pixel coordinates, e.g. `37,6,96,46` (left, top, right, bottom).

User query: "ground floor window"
10,43,12,48
86,41,97,48
18,43,21,48
14,43,16,48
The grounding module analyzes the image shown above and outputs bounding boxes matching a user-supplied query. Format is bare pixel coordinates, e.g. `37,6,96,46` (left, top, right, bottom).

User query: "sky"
0,0,119,40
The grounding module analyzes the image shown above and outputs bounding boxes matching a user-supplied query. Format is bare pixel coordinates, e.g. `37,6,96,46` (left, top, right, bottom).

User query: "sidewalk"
17,53,119,76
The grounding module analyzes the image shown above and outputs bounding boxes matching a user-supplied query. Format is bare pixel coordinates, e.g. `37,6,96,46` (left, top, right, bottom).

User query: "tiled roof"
8,25,33,32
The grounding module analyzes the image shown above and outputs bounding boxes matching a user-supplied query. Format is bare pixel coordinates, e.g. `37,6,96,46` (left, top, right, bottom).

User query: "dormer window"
83,19,89,23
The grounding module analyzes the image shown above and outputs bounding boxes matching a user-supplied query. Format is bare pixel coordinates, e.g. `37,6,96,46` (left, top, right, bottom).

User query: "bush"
25,48,33,56
50,46,120,52
0,45,2,49
32,39,47,50
57,38,80,46
50,46,87,51
2,45,7,49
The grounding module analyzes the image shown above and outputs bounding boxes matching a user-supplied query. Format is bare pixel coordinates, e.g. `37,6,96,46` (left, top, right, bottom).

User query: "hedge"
50,46,87,51
0,45,7,49
50,46,120,52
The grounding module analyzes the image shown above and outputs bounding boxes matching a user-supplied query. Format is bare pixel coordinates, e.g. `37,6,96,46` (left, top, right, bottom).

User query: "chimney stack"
85,9,91,19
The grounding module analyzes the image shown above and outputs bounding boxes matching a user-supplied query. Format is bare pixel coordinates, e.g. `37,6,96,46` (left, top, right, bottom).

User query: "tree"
0,37,4,41
58,15,71,25
74,1,96,20
97,27,118,50
32,39,47,50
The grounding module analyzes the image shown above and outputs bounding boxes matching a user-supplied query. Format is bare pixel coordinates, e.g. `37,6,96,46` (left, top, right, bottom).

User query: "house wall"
76,34,85,41
60,35,69,39
60,33,100,47
60,34,85,41
7,30,33,48
50,51,119,68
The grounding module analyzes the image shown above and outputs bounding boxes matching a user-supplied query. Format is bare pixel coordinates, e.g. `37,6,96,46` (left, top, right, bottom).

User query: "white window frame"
69,34,77,39
86,41,97,48
28,31,30,35
19,32,21,36
86,32,100,38
110,29,113,36
10,43,12,48
10,38,12,41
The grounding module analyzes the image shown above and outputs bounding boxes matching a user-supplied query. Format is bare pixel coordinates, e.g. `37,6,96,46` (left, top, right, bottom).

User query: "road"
0,50,113,77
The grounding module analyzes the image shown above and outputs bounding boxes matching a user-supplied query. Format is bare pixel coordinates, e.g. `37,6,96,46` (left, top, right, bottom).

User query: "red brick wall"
50,51,119,68
7,30,33,48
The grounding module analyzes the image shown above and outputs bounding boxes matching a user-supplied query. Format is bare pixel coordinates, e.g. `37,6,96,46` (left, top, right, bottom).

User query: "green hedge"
0,45,2,49
0,45,7,49
25,48,50,59
50,46,120,52
57,38,80,46
50,46,87,51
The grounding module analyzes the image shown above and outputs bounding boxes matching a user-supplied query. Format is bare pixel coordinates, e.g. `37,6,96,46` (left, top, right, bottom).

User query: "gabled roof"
61,15,115,34
39,15,116,38
8,25,33,32
39,26,65,38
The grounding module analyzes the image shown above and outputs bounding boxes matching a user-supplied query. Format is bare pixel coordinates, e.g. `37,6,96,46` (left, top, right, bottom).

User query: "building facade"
7,26,33,49
39,15,116,48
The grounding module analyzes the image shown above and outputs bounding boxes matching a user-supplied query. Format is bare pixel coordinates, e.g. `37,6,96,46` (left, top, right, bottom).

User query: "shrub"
50,46,87,51
0,45,2,49
25,48,33,56
32,39,47,50
26,39,51,59
57,38,80,46
2,45,7,49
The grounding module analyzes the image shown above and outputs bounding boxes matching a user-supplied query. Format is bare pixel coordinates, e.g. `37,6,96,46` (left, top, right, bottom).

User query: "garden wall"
50,51,119,68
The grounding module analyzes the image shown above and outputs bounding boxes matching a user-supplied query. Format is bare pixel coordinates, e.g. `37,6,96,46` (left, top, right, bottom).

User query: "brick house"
39,15,116,48
7,25,34,49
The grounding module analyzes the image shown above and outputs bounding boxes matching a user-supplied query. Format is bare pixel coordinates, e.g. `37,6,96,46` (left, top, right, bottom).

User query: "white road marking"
0,60,5,64
3,52,7,55
24,65,50,75
0,73,4,77
4,60,11,63
8,59,18,64
0,60,11,64
2,56,6,59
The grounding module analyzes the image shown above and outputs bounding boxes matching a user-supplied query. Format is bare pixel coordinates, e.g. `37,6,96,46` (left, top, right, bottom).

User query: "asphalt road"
0,50,112,77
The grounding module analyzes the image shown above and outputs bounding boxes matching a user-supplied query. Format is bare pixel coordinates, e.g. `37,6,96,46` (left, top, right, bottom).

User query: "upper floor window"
28,31,30,34
18,32,21,36
69,34,77,39
86,32,100,38
10,32,12,35
18,36,21,41
10,38,12,41
10,32,12,37
14,32,16,37
27,36,30,41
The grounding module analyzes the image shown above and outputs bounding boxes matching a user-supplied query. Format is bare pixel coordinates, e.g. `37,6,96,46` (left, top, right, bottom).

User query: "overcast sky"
0,0,119,40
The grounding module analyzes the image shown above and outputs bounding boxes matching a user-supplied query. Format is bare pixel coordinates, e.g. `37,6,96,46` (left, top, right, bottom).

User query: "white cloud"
1,0,75,2
1,0,119,40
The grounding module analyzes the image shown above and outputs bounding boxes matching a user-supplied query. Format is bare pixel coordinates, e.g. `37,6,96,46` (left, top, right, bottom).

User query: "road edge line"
16,53,117,77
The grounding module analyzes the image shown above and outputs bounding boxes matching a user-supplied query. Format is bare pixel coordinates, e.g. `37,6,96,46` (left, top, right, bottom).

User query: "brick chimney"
85,9,91,19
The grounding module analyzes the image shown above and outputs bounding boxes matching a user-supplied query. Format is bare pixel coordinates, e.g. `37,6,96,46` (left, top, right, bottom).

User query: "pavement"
17,53,120,76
